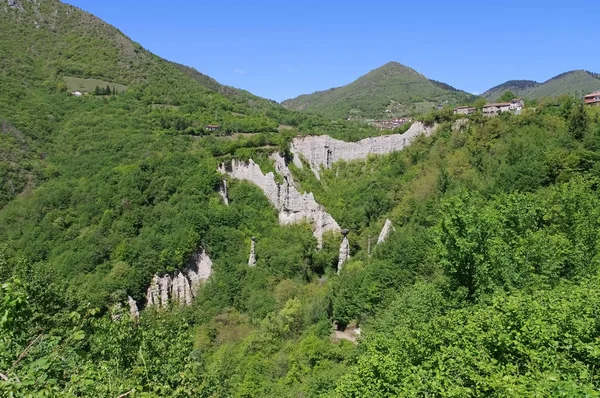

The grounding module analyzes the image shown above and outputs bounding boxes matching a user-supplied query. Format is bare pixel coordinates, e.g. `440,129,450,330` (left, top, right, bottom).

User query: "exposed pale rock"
187,249,212,293
127,296,139,319
248,237,256,267
146,249,213,309
157,274,172,309
291,122,439,178
338,233,350,274
218,158,280,205
292,152,304,169
218,179,229,205
377,219,395,245
145,274,161,308
7,0,24,11
218,124,437,248
171,271,193,305
218,154,340,247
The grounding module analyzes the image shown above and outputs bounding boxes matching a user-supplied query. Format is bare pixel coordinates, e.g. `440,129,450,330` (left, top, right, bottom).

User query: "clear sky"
65,0,598,102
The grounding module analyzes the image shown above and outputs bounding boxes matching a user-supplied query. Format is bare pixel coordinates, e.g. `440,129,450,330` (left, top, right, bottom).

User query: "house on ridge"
482,98,524,115
453,106,476,115
482,102,511,115
509,98,525,111
585,92,600,106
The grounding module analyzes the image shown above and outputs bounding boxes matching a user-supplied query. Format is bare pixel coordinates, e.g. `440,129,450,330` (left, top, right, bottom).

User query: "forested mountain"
281,62,476,119
483,70,600,100
3,1,600,397
169,61,283,112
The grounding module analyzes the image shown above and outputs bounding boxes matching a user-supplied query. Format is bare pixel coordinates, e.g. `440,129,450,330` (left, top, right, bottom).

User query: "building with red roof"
585,92,600,106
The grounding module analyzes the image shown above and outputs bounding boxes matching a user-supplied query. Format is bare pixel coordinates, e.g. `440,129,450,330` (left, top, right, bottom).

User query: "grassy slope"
483,70,600,100
0,0,154,85
63,76,128,93
282,61,476,119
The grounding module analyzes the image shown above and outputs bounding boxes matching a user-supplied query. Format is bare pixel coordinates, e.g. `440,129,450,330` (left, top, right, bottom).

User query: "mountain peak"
379,61,411,70
483,69,600,100
547,69,600,82
364,62,424,79
283,62,475,119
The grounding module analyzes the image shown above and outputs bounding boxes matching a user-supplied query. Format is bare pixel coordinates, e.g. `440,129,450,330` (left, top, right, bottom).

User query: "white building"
483,98,524,115
482,102,511,115
509,98,524,111
585,92,600,107
453,106,476,115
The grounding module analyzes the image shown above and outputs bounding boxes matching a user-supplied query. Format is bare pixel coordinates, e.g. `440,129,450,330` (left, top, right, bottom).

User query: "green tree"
0,278,30,335
568,102,588,140
499,90,517,102
473,97,487,109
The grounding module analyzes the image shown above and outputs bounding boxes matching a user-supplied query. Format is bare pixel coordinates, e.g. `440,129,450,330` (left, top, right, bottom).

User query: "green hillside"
483,70,600,100
3,1,600,396
63,76,128,94
282,62,476,119
169,61,282,112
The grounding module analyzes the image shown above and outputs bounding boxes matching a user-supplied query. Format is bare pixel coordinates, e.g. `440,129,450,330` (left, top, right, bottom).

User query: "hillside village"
453,90,599,117
454,98,525,116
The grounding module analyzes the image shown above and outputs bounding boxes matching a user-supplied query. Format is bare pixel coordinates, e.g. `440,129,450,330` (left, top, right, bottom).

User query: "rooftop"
483,102,511,108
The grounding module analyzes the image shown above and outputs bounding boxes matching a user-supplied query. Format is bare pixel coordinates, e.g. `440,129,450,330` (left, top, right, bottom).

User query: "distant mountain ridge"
483,70,600,101
282,62,476,119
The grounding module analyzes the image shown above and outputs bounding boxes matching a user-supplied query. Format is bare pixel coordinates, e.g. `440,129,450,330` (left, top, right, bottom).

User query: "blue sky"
65,0,599,102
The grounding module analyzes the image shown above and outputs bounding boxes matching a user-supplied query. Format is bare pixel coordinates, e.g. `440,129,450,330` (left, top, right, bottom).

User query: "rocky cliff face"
218,179,229,205
248,237,256,266
377,219,395,244
337,236,350,274
127,296,139,319
146,249,212,308
291,122,438,179
218,153,341,247
219,125,437,254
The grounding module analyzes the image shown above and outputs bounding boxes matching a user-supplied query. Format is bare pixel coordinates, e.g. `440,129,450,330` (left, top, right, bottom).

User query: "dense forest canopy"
2,1,600,397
